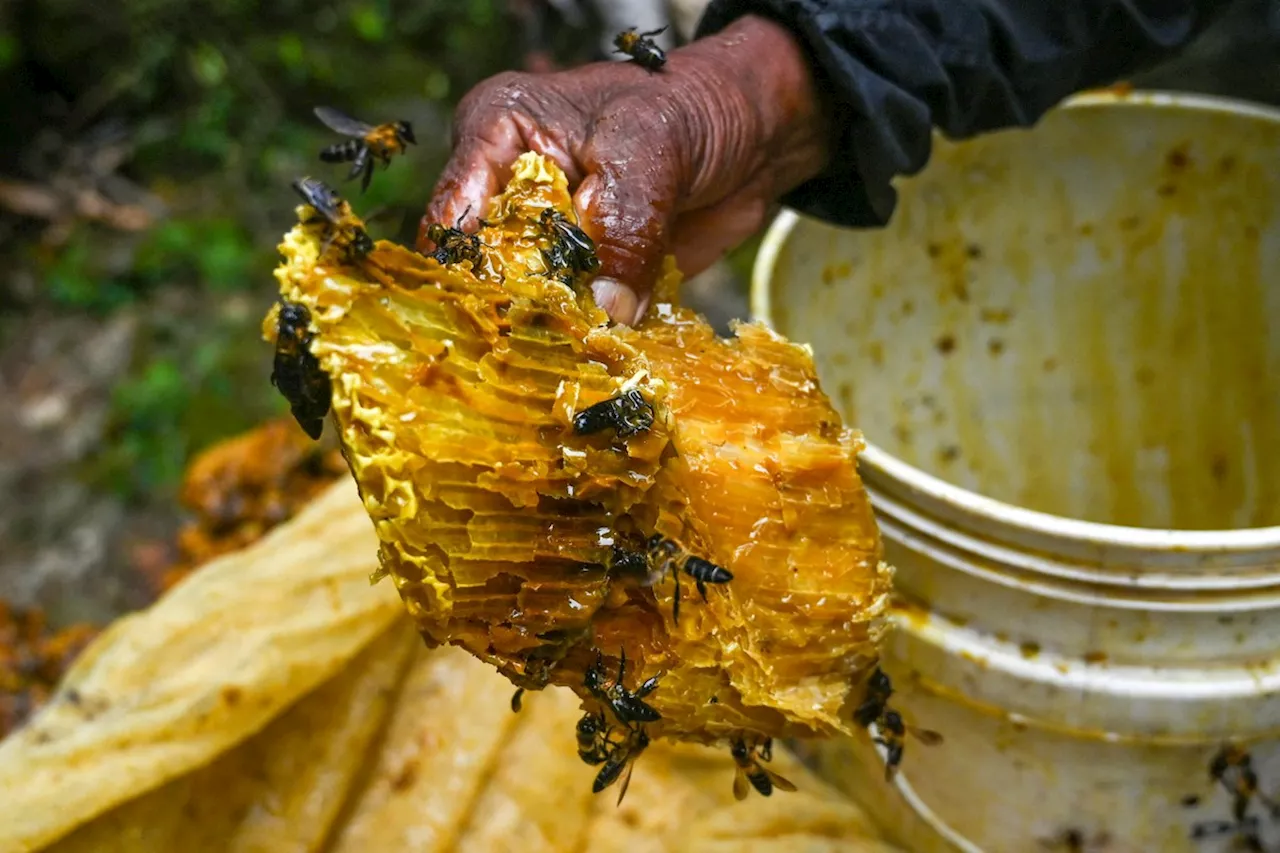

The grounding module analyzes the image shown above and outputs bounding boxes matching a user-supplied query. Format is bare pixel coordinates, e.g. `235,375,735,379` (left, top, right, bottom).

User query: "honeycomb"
155,418,348,593
267,153,892,746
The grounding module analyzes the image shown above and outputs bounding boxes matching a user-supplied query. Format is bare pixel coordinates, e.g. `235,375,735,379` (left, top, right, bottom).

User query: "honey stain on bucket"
773,109,1280,531
939,133,1274,529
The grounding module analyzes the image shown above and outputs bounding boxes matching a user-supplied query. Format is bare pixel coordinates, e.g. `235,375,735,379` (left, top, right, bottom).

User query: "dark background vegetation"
0,0,611,623
0,0,1277,628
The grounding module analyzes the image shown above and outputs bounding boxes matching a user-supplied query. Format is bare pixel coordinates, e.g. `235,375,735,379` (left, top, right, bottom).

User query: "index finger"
421,114,584,247
418,146,505,249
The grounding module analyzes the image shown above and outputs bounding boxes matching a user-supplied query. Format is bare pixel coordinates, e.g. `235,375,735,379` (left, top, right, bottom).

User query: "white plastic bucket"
752,91,1280,853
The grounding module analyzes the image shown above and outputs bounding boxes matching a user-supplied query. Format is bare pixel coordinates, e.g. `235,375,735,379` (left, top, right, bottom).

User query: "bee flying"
613,26,668,71
314,106,415,193
270,301,332,440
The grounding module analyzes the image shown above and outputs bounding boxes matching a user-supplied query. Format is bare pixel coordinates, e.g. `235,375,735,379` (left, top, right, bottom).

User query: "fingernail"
591,278,641,326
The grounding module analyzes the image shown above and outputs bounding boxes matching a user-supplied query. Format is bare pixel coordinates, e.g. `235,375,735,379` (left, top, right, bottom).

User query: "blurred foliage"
1,0,602,501
723,229,764,291
88,308,286,500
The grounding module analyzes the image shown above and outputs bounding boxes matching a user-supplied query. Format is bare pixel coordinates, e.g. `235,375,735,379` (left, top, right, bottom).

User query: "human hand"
420,15,829,325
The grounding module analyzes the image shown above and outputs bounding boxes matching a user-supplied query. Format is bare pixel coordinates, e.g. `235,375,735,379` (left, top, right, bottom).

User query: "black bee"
875,709,943,781
423,205,484,266
572,388,655,438
609,544,649,576
592,721,650,805
1211,744,1279,821
510,688,525,713
1188,744,1280,850
645,534,734,623
541,241,577,286
730,736,797,800
614,26,668,71
583,648,661,725
1190,818,1264,851
1037,829,1113,852
291,177,374,261
540,208,600,277
855,666,942,781
270,301,331,440
576,710,612,765
683,555,734,593
854,666,894,727
314,106,415,193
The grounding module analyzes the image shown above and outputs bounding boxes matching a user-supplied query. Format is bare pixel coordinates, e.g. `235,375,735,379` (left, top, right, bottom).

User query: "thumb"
573,163,676,326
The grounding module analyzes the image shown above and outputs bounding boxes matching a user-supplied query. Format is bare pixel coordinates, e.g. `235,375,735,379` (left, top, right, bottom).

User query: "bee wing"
314,106,375,138
910,727,944,746
292,177,341,222
615,760,635,806
766,769,798,793
732,769,751,801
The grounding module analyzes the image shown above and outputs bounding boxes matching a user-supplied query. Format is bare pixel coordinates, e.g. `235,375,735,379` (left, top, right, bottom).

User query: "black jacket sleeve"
695,0,1236,227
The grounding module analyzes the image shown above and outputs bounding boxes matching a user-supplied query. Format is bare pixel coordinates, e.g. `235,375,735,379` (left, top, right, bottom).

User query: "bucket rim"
750,89,1280,554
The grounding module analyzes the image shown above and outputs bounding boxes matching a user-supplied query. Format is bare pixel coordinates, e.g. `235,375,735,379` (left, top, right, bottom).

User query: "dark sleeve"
695,0,1235,227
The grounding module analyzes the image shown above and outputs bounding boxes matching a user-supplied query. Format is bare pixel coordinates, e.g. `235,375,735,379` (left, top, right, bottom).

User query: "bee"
313,106,415,194
1190,817,1263,852
1037,829,1112,852
1212,744,1279,821
291,177,374,261
572,388,655,438
646,534,734,623
609,543,650,576
855,666,943,781
583,648,661,725
510,688,525,713
1188,744,1280,850
875,709,944,781
730,736,797,800
592,720,651,805
540,208,600,277
854,665,894,727
270,301,332,440
613,26,668,71
576,710,612,765
422,205,484,266
541,241,578,286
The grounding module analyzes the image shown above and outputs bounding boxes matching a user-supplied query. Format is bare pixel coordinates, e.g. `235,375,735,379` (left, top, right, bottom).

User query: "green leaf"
276,33,304,68
423,68,449,101
195,220,254,292
351,4,387,42
0,33,20,71
188,42,228,87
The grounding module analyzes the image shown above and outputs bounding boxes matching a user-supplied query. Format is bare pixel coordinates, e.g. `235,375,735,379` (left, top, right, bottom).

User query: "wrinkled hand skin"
421,15,830,326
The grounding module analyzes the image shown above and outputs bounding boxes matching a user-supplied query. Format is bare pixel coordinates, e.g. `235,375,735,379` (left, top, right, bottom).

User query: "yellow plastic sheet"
0,479,902,853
